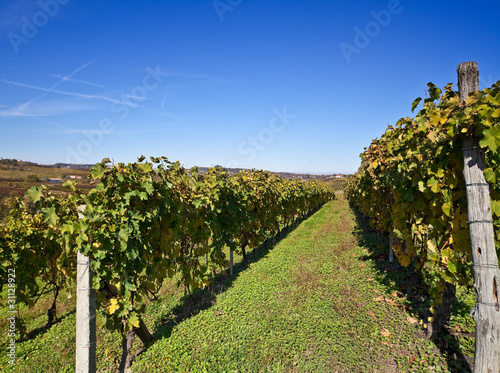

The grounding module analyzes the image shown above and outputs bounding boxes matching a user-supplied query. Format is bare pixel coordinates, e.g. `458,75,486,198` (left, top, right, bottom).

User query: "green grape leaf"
63,180,76,191
479,129,498,152
412,97,422,112
118,229,129,243
90,162,107,179
26,186,44,203
491,200,500,217
42,207,59,225
491,125,500,141
485,168,496,183
128,312,140,328
448,259,459,274
427,178,440,193
192,199,204,208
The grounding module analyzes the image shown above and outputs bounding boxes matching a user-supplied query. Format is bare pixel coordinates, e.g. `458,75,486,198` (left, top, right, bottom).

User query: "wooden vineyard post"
389,198,394,263
76,205,96,373
389,231,394,263
230,249,234,276
458,61,500,373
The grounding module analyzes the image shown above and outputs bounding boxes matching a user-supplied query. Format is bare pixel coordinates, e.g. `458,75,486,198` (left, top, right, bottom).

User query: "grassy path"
132,199,451,372
1,198,474,372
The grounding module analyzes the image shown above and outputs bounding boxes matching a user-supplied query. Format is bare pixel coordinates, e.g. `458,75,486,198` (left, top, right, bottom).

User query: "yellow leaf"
128,313,140,328
107,298,120,315
442,202,452,217
427,240,437,253
398,252,411,267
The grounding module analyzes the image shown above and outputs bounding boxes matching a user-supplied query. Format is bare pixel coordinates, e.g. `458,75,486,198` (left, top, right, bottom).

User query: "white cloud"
0,98,97,117
0,78,137,107
48,74,106,89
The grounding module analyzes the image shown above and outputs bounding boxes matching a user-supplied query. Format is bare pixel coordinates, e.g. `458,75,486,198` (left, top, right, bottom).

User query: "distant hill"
197,166,349,181
54,163,95,170
3,159,349,180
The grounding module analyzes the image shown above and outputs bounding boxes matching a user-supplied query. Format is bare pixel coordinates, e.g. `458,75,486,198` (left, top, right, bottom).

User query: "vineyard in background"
0,156,334,368
0,159,92,223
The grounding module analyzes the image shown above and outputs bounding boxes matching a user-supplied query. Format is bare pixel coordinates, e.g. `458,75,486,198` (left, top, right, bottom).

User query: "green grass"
132,200,458,372
0,199,476,372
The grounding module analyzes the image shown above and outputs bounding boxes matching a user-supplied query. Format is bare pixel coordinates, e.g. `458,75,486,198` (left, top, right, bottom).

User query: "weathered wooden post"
229,249,234,276
458,61,500,373
389,198,394,263
389,231,394,263
76,205,96,373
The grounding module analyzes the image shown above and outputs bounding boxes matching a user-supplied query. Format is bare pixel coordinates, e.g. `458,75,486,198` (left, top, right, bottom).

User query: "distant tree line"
0,159,19,166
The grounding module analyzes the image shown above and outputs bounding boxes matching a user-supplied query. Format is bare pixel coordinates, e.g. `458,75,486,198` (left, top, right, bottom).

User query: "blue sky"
1,0,499,174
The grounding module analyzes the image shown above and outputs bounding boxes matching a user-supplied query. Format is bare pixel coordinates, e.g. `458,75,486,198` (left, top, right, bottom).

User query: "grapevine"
346,80,500,329
0,157,334,342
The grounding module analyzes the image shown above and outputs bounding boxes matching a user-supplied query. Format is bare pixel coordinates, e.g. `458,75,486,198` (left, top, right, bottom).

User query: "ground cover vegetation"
0,197,478,372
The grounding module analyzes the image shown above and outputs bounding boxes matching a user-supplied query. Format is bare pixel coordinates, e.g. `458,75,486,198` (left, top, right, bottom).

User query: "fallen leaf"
374,296,385,302
380,328,391,337
407,316,418,324
367,311,376,319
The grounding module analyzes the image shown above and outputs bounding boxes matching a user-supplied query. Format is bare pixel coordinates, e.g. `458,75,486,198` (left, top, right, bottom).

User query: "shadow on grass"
350,203,473,373
17,309,76,344
137,206,323,356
